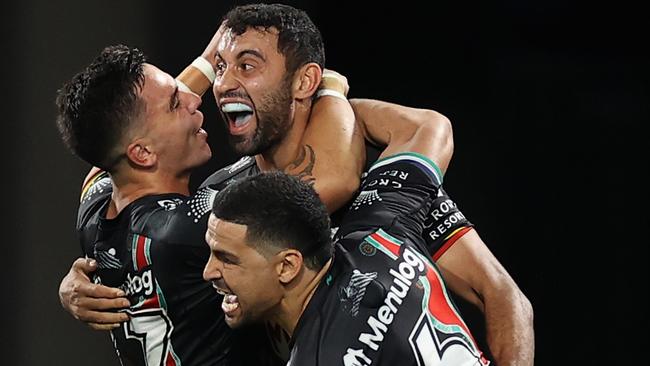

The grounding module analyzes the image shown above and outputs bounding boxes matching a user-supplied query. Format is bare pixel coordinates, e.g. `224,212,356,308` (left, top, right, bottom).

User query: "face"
212,26,295,156
203,214,284,328
136,64,211,173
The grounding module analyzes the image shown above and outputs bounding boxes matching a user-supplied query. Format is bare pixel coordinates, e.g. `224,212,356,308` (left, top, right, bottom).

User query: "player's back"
77,173,235,365
289,233,489,366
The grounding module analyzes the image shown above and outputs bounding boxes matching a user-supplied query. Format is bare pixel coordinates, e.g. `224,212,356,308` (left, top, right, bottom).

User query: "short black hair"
212,171,332,270
222,3,325,75
55,44,146,171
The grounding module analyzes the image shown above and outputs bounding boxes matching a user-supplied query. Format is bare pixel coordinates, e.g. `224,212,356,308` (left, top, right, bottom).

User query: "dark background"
2,1,646,364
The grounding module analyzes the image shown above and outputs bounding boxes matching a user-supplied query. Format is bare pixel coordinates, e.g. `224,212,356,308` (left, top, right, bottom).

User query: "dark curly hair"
55,44,146,171
222,3,325,76
212,171,332,270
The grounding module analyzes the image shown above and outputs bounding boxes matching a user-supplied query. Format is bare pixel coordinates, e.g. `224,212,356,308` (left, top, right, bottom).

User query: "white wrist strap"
191,56,216,83
315,88,347,101
176,79,192,93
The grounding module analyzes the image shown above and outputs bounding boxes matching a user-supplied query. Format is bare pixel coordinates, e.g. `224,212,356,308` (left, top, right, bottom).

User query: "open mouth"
221,102,254,133
212,283,240,315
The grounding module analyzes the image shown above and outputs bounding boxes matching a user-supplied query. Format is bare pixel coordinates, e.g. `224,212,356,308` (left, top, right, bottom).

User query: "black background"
1,1,646,364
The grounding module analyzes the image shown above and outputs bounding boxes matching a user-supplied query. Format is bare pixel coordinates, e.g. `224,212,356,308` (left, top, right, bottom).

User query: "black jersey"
289,153,490,366
201,147,474,258
77,171,273,366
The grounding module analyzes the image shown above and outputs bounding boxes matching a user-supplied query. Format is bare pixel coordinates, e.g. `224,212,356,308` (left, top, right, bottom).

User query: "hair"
222,3,325,76
55,44,146,171
212,171,332,270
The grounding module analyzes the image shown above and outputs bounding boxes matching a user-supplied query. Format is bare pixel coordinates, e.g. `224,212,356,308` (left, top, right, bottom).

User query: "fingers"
74,281,126,299
320,69,349,96
60,257,130,331
70,257,97,276
88,322,123,331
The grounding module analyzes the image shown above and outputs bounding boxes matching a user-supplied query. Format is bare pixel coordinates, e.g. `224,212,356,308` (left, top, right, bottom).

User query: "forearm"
349,98,453,174
437,230,535,365
483,284,535,366
175,25,223,96
176,57,215,97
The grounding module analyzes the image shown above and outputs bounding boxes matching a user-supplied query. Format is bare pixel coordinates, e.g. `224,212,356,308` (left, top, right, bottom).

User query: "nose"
212,65,240,97
203,254,223,282
180,90,202,114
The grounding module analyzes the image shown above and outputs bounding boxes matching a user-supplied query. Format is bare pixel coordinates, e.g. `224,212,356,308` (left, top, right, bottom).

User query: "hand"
201,24,226,69
58,258,130,330
320,68,350,96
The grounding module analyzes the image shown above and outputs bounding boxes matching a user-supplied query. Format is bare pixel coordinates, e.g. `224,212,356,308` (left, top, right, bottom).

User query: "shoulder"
77,171,112,228
199,156,258,189
136,188,218,246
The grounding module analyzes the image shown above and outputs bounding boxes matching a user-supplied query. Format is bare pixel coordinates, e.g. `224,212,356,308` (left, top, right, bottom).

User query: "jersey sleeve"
334,152,443,256
199,156,258,189
77,171,112,230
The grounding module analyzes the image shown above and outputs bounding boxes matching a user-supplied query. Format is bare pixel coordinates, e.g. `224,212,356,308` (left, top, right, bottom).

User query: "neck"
106,169,190,218
271,258,332,337
255,99,312,172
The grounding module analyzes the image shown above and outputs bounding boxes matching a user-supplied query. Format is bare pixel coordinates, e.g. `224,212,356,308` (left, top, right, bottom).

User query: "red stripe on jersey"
135,235,148,270
166,352,178,366
141,294,160,309
432,226,472,261
423,264,477,345
370,232,401,257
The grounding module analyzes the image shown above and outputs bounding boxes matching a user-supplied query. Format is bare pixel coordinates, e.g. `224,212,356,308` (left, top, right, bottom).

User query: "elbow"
519,290,535,327
418,110,454,173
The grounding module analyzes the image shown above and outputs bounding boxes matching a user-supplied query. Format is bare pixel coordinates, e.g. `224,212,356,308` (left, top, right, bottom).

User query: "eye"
215,61,226,76
241,63,254,72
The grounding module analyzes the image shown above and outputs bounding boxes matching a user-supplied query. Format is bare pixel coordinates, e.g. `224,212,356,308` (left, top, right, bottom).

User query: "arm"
351,97,534,364
284,71,366,213
437,231,535,366
59,258,130,330
349,98,454,174
176,24,224,97
59,169,130,330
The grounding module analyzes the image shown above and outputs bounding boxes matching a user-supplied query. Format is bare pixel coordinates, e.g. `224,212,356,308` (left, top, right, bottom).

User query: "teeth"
222,294,239,313
221,103,253,113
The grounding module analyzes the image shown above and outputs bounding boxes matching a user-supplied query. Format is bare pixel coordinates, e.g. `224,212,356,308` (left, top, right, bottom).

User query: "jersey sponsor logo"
351,190,382,210
119,266,156,299
157,198,183,211
343,246,425,365
187,187,218,223
228,156,253,173
339,270,378,316
423,198,467,241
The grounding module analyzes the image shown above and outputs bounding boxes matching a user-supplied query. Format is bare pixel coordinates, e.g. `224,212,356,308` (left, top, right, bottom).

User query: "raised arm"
351,97,534,365
349,98,454,174
285,74,365,213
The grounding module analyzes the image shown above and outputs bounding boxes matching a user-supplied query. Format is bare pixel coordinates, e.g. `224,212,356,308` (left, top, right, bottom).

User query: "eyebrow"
237,49,265,61
169,85,179,111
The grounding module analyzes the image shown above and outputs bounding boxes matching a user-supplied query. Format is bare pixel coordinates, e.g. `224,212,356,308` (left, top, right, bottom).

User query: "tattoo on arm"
285,145,316,186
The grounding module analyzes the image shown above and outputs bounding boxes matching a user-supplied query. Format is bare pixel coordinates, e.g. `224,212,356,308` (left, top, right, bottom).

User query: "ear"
292,62,322,100
126,140,157,168
276,249,304,285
